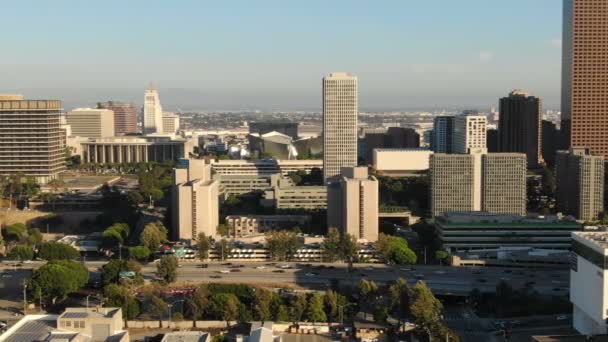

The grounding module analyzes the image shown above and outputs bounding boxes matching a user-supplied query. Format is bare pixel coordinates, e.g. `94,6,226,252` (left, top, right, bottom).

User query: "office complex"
486,128,499,153
437,211,581,253
361,127,420,163
97,101,138,135
323,73,358,181
555,148,604,221
541,120,558,166
453,114,487,154
430,151,527,217
162,112,180,134
498,90,542,167
263,177,327,210
327,167,378,242
431,116,454,153
373,148,432,176
0,95,65,183
226,215,310,237
562,0,608,158
570,231,608,335
172,159,219,240
66,108,115,138
210,159,323,177
143,83,163,134
249,121,299,140
80,136,195,163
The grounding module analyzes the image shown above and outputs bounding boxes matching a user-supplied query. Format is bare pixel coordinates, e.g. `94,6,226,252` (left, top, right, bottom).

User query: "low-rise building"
80,136,195,163
226,215,310,236
211,159,322,176
263,177,327,210
373,148,432,176
67,108,115,138
0,307,128,342
436,211,581,253
161,331,210,342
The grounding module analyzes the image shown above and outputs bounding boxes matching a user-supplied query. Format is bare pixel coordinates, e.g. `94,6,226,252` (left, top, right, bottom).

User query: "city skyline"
2,0,562,111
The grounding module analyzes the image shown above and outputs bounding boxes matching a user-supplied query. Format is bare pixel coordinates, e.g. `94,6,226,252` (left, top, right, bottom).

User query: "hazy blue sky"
1,0,562,111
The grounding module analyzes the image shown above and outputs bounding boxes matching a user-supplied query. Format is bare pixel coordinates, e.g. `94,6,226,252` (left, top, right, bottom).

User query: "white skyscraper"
322,72,358,181
453,114,487,154
143,83,163,134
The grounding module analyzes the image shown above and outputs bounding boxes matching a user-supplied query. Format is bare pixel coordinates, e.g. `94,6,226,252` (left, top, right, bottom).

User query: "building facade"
498,90,542,167
172,159,219,240
555,148,604,221
327,166,378,242
323,73,358,181
570,231,608,335
248,121,299,140
210,159,323,177
66,108,115,138
0,95,65,183
453,114,487,154
562,0,608,158
162,112,179,134
97,101,138,135
225,215,310,237
430,151,527,217
80,136,195,164
373,148,432,176
431,116,454,153
143,83,163,134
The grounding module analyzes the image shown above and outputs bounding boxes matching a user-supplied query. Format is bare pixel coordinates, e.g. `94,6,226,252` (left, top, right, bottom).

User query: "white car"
279,265,291,269
364,267,374,271
305,273,315,277
255,266,266,269
556,315,568,321
220,270,230,274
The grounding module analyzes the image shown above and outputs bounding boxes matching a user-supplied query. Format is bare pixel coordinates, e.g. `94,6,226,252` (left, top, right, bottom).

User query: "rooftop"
573,231,608,250
0,315,57,342
437,212,581,228
161,331,210,342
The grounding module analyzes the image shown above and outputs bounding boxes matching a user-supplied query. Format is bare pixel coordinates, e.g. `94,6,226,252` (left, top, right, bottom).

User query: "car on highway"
0,321,6,329
434,270,446,275
273,270,285,273
400,268,412,272
414,273,424,279
255,266,266,269
305,273,316,277
556,315,568,321
1,273,12,278
230,269,241,273
219,270,230,274
279,264,291,269
364,267,374,271
210,275,222,279
477,278,487,283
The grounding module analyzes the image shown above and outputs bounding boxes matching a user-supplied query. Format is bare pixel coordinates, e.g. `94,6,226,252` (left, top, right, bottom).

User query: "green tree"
290,293,308,323
140,222,167,250
101,259,129,285
190,284,210,319
358,279,378,320
275,305,290,322
209,293,240,327
410,281,443,337
266,230,301,261
324,290,339,323
128,246,151,261
127,191,144,207
156,255,178,283
225,194,241,206
306,293,327,323
389,278,412,328
435,250,449,265
375,234,417,265
142,293,167,319
104,284,141,319
217,224,231,237
196,233,211,260
8,245,35,261
253,288,273,322
322,227,341,262
29,260,88,304
216,239,231,261
26,228,43,246
38,242,80,260
2,223,27,242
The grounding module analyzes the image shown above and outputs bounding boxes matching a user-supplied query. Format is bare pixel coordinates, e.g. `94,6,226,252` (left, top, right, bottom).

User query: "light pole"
22,281,27,315
168,300,184,321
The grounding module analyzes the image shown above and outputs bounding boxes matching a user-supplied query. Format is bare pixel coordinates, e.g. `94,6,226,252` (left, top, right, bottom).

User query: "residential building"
431,116,454,153
323,72,358,181
225,215,310,236
498,90,543,167
570,231,608,335
373,148,432,176
437,211,581,253
143,83,163,134
327,166,378,242
80,136,195,163
172,159,219,240
162,112,180,134
211,159,323,177
561,0,608,158
453,114,487,154
555,148,604,221
0,307,128,342
430,151,527,217
0,95,65,183
66,108,115,138
249,121,299,140
97,101,138,135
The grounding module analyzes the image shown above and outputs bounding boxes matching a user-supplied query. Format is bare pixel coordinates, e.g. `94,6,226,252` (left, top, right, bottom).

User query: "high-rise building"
498,90,542,168
172,159,219,241
541,120,558,167
570,231,608,335
0,95,65,183
431,116,454,153
555,148,604,222
323,73,358,181
327,166,378,242
386,127,420,149
143,83,163,134
66,108,115,138
453,114,487,154
162,112,180,134
486,129,499,153
430,151,527,217
562,0,608,158
97,101,138,135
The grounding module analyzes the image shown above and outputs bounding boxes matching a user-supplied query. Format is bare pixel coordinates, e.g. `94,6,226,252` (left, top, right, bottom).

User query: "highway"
1,260,570,296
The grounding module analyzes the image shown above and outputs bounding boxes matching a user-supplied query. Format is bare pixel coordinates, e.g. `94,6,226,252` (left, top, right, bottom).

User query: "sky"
1,0,563,111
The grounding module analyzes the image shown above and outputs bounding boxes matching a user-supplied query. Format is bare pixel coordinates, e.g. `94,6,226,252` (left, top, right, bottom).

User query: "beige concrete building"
67,108,115,138
0,96,65,183
556,148,605,221
97,101,138,135
225,215,310,237
323,72,358,181
143,83,163,134
211,159,322,176
172,159,219,240
453,114,487,154
262,176,327,210
162,112,180,134
80,136,195,164
327,166,378,242
373,148,433,176
430,151,527,217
